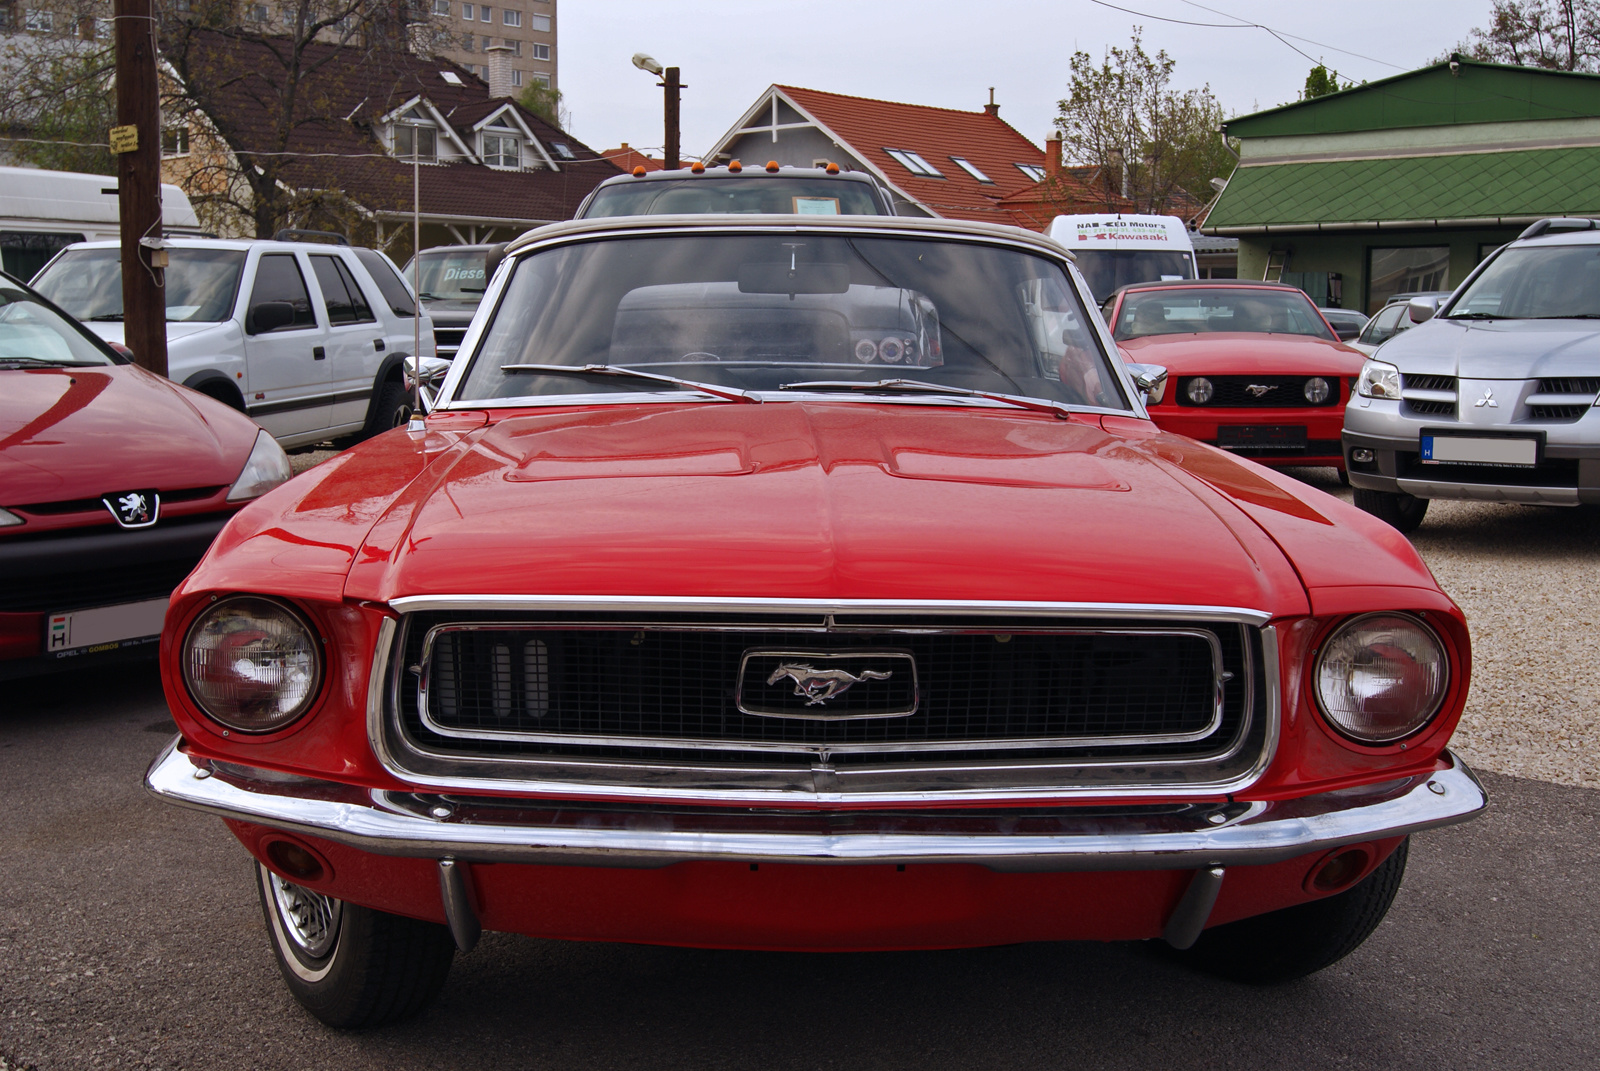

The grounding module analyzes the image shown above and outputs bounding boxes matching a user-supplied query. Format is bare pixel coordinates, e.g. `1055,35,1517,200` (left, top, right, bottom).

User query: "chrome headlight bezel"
181,595,325,734
1303,376,1331,404
1185,376,1214,405
1356,360,1401,400
226,430,294,503
1313,612,1449,745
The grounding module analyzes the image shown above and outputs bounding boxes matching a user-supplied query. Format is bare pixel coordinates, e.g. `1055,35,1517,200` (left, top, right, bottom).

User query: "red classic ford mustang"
145,215,1484,1028
1102,281,1366,471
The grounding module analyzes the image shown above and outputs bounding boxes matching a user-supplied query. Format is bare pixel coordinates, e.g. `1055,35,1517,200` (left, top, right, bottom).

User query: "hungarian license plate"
46,598,167,655
1217,425,1307,451
1421,434,1538,467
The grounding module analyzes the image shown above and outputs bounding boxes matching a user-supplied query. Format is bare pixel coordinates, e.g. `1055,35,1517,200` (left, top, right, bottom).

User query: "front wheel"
1353,487,1428,533
256,862,454,1028
1174,838,1409,984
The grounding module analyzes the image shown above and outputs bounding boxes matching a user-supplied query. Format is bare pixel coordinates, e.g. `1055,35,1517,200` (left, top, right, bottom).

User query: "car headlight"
1303,376,1331,403
1186,377,1214,404
183,596,323,733
1356,360,1401,400
0,507,22,528
226,430,293,503
1314,613,1448,744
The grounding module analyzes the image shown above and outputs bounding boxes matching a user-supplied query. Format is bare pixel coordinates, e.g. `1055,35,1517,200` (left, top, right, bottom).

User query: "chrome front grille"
380,606,1273,798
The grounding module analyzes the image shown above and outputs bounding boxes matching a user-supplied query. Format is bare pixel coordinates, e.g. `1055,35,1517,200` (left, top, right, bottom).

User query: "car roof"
503,212,1070,259
593,164,883,187
1106,279,1306,300
62,237,356,253
416,244,499,254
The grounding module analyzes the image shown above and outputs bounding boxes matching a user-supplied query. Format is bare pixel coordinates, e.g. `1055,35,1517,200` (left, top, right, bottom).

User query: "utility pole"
662,66,681,171
113,0,168,377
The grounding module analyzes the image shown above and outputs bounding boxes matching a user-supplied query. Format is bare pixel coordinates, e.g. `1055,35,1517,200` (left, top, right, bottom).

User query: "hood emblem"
103,490,159,529
1474,387,1499,408
1245,384,1276,397
768,663,892,706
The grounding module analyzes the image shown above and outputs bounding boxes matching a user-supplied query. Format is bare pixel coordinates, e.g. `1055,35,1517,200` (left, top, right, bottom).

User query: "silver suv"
1342,218,1600,531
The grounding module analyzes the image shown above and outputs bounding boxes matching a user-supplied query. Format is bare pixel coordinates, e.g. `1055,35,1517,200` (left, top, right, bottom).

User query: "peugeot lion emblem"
1474,387,1499,408
1245,383,1276,398
767,663,893,706
102,490,159,529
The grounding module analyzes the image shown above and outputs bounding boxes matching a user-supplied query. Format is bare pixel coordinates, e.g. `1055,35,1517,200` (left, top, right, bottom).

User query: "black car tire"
256,862,454,1028
362,376,414,440
1174,838,1409,985
1353,487,1428,533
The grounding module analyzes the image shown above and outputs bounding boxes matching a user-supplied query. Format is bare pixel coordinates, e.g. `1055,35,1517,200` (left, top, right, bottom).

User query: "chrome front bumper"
145,739,1486,873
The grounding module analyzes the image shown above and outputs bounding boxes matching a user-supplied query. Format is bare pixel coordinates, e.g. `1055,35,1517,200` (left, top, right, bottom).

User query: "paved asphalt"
2,668,1597,1070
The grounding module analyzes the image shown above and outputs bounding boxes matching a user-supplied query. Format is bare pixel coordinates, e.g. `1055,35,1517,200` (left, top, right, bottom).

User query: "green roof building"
1203,56,1600,313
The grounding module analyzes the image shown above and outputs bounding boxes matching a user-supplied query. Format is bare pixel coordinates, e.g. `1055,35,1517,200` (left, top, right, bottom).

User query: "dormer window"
482,131,520,168
392,109,438,162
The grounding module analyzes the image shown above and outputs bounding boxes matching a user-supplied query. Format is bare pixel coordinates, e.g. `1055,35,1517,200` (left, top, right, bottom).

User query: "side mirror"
1125,362,1168,405
247,300,296,334
1408,296,1442,323
483,243,508,282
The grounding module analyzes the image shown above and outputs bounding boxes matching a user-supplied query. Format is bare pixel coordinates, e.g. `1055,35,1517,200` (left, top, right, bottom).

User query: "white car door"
240,251,332,442
307,251,386,432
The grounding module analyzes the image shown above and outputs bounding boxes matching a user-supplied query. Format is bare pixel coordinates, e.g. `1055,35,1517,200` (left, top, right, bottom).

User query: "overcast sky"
557,0,1482,162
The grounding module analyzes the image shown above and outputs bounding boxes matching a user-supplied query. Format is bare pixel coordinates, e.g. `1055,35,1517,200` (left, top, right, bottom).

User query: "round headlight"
1314,613,1448,744
183,596,323,733
879,337,906,363
1303,376,1331,404
1186,377,1214,404
854,338,878,363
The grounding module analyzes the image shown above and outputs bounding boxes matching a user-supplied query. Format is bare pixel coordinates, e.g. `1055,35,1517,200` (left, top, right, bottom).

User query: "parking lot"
1,471,1596,1070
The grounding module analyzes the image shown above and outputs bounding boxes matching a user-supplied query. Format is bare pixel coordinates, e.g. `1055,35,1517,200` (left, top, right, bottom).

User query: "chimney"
485,45,515,99
1045,136,1061,180
984,87,999,117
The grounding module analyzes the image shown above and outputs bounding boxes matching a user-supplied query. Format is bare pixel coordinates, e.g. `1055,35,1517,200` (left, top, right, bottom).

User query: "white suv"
32,237,434,448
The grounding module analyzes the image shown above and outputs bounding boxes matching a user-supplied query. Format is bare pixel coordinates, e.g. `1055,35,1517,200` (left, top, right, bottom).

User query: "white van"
0,165,200,281
1046,214,1197,304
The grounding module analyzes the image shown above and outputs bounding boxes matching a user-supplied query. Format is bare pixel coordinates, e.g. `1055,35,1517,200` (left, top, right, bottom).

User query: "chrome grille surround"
369,597,1280,804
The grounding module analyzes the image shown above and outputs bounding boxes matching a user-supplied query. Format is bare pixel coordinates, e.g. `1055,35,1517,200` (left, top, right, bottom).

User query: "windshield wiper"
1529,313,1600,319
86,313,125,322
0,357,102,368
498,363,759,404
778,378,1073,419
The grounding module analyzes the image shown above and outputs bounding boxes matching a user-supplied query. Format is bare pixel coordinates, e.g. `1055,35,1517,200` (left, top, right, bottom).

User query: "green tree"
1055,28,1234,215
0,3,117,175
517,81,564,127
1302,64,1350,99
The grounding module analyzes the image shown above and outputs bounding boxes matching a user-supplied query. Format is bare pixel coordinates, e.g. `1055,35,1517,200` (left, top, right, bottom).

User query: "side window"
353,247,417,316
248,254,316,329
310,255,375,325
1361,304,1404,344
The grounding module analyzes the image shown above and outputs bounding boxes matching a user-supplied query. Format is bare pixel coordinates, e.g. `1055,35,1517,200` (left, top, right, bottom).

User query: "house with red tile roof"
160,31,619,255
599,143,665,173
707,85,1095,228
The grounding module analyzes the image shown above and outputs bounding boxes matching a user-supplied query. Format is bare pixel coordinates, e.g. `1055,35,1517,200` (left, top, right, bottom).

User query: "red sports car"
0,269,291,680
145,215,1483,1028
1102,281,1365,470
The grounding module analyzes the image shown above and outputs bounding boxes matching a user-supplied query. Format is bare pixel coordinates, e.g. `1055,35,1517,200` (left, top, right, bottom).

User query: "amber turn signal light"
266,838,328,883
631,165,647,177
691,161,704,173
825,162,840,174
728,159,742,172
766,160,780,172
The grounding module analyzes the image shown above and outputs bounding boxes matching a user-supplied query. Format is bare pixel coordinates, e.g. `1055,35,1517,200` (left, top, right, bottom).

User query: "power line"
1083,0,1405,73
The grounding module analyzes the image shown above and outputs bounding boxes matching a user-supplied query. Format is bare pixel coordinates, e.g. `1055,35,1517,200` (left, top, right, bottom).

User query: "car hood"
83,320,231,346
1374,317,1600,378
1117,333,1365,376
0,364,251,504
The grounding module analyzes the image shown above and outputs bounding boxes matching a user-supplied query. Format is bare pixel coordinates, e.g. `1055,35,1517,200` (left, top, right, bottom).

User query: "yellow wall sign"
109,125,139,154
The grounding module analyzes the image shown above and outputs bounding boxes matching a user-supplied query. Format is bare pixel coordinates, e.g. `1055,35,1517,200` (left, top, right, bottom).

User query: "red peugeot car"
145,215,1482,1028
0,269,292,680
1101,281,1365,472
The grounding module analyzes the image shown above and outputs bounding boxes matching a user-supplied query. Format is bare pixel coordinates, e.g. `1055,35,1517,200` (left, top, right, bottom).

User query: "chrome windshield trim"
434,390,1136,419
386,595,1274,627
146,741,1486,872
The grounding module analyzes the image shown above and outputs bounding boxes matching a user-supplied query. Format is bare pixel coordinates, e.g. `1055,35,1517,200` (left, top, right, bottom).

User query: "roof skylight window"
884,148,943,178
949,156,993,184
440,71,463,85
551,142,575,159
1015,163,1048,183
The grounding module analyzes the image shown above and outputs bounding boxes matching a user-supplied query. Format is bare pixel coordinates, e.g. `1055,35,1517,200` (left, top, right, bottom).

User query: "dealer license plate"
46,598,167,655
1420,435,1538,467
1216,425,1307,451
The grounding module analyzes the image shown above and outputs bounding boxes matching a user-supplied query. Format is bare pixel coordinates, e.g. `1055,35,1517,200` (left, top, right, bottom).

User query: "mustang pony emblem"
767,663,893,706
1245,384,1276,397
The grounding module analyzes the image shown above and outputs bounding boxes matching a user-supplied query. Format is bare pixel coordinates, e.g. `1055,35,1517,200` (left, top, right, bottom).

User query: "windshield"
454,234,1128,411
32,247,246,323
581,179,885,217
1112,287,1338,341
408,248,490,301
0,285,115,366
1449,244,1600,319
1072,250,1193,303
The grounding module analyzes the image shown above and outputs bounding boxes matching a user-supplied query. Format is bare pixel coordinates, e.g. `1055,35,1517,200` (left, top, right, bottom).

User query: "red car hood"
0,365,252,505
1118,333,1365,376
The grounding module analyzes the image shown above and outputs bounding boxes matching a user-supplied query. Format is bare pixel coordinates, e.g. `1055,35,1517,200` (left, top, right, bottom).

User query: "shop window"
1367,246,1449,314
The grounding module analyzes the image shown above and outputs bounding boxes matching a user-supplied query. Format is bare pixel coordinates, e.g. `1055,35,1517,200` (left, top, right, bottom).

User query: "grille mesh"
1176,376,1338,408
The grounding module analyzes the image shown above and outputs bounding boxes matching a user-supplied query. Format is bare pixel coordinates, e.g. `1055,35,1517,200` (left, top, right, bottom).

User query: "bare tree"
0,2,117,174
1462,1,1600,70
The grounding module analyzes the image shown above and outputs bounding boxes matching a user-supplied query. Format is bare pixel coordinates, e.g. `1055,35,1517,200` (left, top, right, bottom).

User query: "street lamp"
632,52,682,170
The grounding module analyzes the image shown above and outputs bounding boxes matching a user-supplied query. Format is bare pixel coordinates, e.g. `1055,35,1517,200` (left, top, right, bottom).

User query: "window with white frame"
949,156,993,183
529,13,550,31
246,3,268,21
884,148,943,178
530,43,549,60
461,3,473,19
531,72,552,87
1014,163,1047,182
480,5,491,21
161,126,191,157
508,39,521,56
512,69,523,87
482,132,520,168
503,8,519,25
25,8,55,31
392,112,438,162
432,0,449,15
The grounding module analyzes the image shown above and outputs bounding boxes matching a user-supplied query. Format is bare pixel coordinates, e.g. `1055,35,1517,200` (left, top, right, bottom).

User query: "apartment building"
426,0,556,93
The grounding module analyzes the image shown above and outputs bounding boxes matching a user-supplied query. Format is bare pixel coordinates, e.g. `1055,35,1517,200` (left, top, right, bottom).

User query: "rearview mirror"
737,261,850,295
1408,296,1442,323
247,301,296,334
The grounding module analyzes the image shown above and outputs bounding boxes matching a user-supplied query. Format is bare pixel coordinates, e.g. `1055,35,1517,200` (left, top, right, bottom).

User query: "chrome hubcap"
269,871,342,958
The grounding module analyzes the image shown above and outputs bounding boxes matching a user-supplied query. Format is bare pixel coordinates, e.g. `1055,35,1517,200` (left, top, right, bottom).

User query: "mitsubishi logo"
1474,387,1499,408
102,490,160,529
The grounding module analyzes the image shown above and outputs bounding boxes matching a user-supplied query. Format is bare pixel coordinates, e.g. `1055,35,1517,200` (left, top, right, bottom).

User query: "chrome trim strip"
387,595,1273,628
145,740,1487,873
